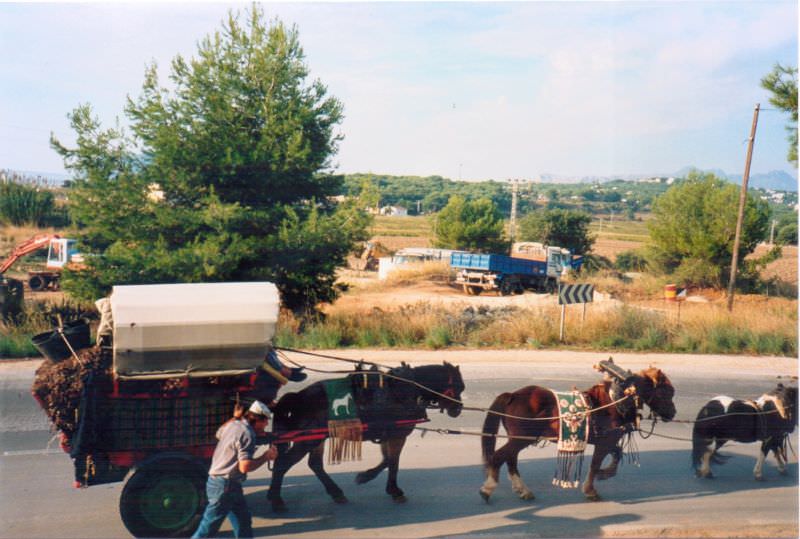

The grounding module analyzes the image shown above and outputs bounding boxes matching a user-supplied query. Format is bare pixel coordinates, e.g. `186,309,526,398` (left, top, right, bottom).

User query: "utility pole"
727,103,760,312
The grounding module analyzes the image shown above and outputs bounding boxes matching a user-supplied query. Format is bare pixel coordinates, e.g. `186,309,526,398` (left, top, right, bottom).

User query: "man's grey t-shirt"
208,419,256,482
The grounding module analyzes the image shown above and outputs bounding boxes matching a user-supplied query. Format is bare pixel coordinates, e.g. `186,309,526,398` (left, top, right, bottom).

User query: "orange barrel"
664,284,677,301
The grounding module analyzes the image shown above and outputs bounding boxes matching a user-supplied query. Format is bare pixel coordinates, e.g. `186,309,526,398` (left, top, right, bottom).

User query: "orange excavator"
0,234,84,291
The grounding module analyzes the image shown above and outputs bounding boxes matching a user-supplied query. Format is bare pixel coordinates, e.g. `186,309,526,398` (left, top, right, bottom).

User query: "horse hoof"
754,475,764,482
392,495,407,504
779,469,789,476
519,492,535,501
270,501,288,514
479,490,491,504
333,495,349,504
355,473,369,485
584,491,600,501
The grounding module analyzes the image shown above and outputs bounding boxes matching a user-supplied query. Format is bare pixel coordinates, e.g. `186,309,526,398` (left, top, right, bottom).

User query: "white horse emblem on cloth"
332,394,354,417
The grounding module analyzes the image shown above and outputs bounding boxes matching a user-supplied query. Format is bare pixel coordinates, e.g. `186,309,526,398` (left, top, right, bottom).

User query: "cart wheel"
28,275,45,292
120,458,207,538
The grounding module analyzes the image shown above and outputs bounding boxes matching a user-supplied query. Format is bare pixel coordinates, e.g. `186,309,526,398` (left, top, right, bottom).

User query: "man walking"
192,400,277,538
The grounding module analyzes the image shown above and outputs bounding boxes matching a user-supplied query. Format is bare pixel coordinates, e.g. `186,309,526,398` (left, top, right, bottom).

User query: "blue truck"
451,247,583,295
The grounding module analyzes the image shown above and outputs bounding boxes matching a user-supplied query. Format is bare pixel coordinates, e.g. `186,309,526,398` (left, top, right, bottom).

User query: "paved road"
1,351,797,538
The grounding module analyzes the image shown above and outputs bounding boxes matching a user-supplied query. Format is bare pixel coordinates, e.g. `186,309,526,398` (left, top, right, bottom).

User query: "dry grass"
285,268,798,355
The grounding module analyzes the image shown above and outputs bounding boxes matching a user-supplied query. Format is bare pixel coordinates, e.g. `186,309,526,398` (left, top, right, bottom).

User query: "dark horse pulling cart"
267,361,465,511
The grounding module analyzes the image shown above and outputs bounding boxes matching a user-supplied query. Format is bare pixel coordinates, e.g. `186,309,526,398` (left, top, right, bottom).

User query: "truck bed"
450,252,548,276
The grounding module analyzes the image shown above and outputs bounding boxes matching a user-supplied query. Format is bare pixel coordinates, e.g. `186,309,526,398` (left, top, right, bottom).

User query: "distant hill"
673,166,797,192
728,170,798,192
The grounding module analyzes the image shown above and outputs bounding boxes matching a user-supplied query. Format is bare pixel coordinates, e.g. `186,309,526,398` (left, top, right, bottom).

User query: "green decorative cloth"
552,390,589,488
323,378,362,464
324,378,357,420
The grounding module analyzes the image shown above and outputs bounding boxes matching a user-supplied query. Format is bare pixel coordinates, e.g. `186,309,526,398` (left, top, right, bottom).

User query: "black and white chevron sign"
558,283,594,305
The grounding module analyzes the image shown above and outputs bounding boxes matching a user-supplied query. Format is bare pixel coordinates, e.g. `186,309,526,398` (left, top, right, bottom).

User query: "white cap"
248,400,270,417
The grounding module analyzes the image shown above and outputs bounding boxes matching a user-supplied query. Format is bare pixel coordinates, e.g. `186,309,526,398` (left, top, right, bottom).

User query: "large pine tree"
52,6,369,313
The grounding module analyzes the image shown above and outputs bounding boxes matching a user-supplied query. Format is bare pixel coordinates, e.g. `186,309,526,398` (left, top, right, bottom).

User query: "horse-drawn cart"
32,282,281,538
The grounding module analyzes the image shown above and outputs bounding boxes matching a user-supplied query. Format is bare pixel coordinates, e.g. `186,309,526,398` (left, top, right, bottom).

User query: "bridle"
431,368,461,413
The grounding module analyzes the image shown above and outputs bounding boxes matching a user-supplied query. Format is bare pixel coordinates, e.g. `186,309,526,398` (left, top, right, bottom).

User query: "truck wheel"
120,458,207,538
28,275,45,292
470,286,482,296
499,281,512,296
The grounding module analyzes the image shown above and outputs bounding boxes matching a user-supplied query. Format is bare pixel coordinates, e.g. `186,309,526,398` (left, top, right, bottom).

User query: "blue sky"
1,1,797,182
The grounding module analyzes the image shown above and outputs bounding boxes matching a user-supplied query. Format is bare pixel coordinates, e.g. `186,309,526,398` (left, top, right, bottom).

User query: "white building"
379,205,408,216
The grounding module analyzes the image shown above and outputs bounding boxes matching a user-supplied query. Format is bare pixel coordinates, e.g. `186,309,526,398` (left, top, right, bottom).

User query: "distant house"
379,205,408,216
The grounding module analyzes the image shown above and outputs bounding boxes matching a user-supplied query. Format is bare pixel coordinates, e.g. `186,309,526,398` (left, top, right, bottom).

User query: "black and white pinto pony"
692,383,798,480
267,362,465,511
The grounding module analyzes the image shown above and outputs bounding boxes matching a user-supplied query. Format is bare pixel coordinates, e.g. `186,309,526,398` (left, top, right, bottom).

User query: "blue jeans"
192,476,253,538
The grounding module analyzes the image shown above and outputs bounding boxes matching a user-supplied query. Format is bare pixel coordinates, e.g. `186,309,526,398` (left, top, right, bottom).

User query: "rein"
276,346,393,370
276,349,793,429
278,349,633,421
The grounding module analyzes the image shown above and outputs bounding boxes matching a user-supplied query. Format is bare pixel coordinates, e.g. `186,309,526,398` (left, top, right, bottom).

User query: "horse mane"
639,367,672,388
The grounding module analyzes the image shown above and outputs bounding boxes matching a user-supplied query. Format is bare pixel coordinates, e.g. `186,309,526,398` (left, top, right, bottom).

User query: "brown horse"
267,362,465,512
480,365,676,502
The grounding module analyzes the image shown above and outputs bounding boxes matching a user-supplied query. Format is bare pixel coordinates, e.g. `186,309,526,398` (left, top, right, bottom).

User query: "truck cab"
511,242,581,279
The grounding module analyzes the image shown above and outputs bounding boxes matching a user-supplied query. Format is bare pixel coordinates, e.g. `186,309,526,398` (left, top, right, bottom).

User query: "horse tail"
482,393,513,465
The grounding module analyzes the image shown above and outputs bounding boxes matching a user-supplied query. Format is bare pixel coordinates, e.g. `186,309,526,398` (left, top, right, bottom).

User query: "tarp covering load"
111,282,279,378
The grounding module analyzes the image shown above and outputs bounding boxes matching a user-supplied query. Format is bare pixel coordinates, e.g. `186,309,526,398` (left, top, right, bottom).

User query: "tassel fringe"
622,431,640,467
553,450,584,488
327,419,363,464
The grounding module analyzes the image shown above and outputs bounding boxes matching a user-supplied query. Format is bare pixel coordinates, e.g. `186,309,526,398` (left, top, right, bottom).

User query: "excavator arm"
0,234,60,275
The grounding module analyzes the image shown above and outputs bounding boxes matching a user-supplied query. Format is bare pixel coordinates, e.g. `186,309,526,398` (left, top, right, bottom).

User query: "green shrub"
777,222,797,245
634,326,669,350
0,182,56,226
0,333,39,358
424,326,452,349
703,326,748,354
615,250,648,272
673,258,723,288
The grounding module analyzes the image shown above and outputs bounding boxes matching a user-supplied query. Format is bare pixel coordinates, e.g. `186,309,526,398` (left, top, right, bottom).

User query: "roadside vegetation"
274,295,796,356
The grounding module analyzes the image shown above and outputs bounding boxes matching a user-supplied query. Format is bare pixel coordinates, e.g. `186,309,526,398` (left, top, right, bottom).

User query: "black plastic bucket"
31,319,91,362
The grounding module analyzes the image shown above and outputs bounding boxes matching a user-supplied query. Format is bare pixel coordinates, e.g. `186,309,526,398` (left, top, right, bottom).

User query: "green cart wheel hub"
140,475,201,531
